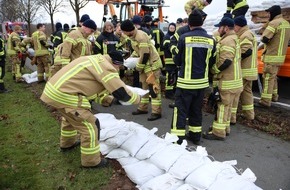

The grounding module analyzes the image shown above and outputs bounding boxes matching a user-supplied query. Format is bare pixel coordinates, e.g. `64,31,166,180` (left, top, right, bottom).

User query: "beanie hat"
143,15,153,23
188,9,203,27
108,50,124,65
206,0,212,4
121,19,135,32
234,15,247,27
176,18,183,24
63,23,69,29
266,5,281,21
223,12,233,19
214,17,234,27
80,14,90,23
131,15,142,25
82,19,97,31
55,22,62,30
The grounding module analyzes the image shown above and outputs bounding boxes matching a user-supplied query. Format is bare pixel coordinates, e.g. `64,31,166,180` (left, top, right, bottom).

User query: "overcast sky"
50,0,261,27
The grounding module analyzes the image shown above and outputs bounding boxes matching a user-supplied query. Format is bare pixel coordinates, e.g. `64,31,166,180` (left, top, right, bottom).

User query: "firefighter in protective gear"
121,20,163,121
231,15,258,123
50,19,96,78
94,22,120,55
51,22,63,48
40,51,141,168
163,23,177,100
7,25,23,82
226,0,249,17
0,35,10,93
170,10,216,145
53,23,69,48
184,0,212,16
203,17,243,140
259,5,290,107
32,23,52,83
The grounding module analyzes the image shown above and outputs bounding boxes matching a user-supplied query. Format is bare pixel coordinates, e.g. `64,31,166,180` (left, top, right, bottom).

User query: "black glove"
167,71,177,86
148,84,157,98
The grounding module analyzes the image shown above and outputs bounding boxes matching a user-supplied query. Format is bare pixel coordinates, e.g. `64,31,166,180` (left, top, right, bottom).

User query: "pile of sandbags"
96,113,262,190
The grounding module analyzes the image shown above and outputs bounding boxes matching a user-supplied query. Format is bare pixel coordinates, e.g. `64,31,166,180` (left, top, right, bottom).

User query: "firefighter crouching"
203,17,243,140
121,20,163,121
40,51,141,168
7,25,23,82
32,23,52,83
170,10,216,145
259,5,290,107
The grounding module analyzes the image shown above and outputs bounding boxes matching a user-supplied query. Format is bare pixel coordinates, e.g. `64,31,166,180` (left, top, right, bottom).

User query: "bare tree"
68,0,89,25
0,0,21,22
18,0,41,36
37,0,65,33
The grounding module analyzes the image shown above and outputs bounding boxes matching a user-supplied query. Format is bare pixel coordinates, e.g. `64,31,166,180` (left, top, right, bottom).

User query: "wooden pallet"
251,7,290,24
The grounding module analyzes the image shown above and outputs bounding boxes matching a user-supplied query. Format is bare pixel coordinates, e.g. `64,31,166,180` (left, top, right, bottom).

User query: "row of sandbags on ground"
96,113,262,190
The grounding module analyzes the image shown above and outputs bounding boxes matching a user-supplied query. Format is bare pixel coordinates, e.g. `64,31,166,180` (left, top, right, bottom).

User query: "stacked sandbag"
95,113,262,190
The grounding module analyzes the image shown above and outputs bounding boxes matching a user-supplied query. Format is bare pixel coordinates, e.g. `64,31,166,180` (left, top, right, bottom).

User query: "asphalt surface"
94,97,290,190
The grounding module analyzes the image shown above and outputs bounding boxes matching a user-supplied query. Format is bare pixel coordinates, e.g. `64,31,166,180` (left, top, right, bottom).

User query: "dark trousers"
0,59,5,90
173,88,205,129
133,70,140,87
232,6,249,17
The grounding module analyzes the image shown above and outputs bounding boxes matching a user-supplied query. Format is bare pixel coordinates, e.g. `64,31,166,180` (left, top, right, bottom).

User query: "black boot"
132,109,148,115
147,113,161,121
186,131,201,145
60,140,81,152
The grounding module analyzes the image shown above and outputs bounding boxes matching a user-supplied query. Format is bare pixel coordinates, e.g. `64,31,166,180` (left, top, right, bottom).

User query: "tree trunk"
50,14,54,33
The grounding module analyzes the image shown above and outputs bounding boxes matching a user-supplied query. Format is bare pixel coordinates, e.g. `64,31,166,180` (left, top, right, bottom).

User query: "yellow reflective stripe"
188,126,202,133
170,129,186,136
61,130,77,137
76,38,88,56
171,107,186,136
103,43,107,54
54,61,91,88
185,38,193,80
95,42,101,49
141,97,149,104
81,144,100,155
165,58,174,64
102,73,119,83
217,104,225,124
221,79,243,90
88,55,104,74
44,83,91,108
242,68,258,77
151,98,161,106
263,55,286,63
234,0,247,10
127,92,138,104
242,104,254,111
240,38,252,46
176,77,209,89
83,120,96,148
139,43,149,48
220,46,235,55
266,25,275,33
64,37,77,45
231,107,237,114
213,121,227,130
163,40,170,45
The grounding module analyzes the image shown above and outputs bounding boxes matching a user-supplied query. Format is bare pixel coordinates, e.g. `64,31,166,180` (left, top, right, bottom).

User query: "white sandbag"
94,113,119,129
241,168,257,183
117,156,140,166
139,173,184,190
135,135,169,160
176,184,196,190
149,144,186,172
185,161,238,190
168,151,210,180
105,131,133,148
100,125,126,141
119,85,149,105
105,148,130,159
123,159,165,186
99,142,114,155
22,71,38,84
121,127,155,157
208,175,262,190
124,57,139,69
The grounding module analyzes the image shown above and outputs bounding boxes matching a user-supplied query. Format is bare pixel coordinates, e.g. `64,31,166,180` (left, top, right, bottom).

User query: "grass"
0,71,113,190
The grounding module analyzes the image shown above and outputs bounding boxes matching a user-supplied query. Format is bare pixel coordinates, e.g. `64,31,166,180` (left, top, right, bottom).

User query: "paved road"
95,98,290,190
